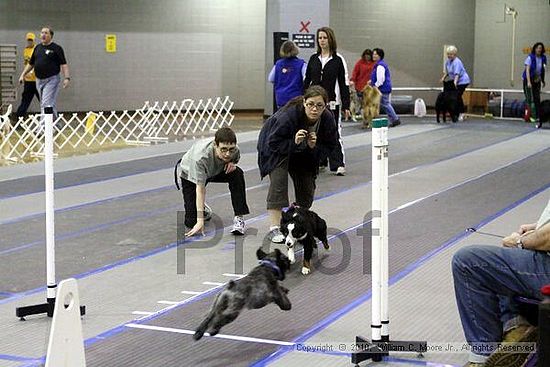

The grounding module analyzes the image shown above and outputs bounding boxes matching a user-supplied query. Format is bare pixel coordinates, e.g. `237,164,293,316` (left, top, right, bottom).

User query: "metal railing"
392,87,550,119
0,96,234,165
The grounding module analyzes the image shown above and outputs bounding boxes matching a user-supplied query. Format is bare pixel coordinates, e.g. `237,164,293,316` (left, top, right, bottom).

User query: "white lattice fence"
138,96,234,142
0,96,234,164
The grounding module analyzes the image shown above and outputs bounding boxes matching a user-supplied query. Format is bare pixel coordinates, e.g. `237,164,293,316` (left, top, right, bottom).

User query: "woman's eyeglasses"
305,102,326,110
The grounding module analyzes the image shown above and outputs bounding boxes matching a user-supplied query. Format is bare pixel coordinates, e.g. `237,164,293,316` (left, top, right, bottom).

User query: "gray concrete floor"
0,116,548,367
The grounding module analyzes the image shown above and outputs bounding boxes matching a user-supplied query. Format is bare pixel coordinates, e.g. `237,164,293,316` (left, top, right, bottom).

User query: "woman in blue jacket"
371,48,401,127
523,42,546,127
268,40,306,110
257,86,338,243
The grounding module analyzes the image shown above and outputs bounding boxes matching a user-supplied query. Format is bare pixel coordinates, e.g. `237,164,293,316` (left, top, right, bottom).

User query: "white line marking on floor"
202,281,225,286
181,291,202,295
132,311,154,316
222,273,245,278
133,285,227,322
157,300,180,305
125,323,295,346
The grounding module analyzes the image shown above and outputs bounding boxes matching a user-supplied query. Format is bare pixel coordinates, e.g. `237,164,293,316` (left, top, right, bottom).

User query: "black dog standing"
280,205,330,275
194,248,291,340
436,80,460,123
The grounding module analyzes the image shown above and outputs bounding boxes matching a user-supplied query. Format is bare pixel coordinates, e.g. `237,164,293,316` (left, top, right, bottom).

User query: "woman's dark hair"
283,85,329,118
280,40,299,58
531,42,546,55
362,49,372,60
303,85,329,103
214,126,237,145
373,48,385,60
316,27,337,55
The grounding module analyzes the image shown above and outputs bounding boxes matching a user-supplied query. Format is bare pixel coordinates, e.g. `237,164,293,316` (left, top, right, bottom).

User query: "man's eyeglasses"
218,146,236,154
305,102,326,110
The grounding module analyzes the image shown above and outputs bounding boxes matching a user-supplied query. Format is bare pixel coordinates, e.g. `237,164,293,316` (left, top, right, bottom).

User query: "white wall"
0,0,266,112
474,0,550,89
331,0,476,87
3,0,548,113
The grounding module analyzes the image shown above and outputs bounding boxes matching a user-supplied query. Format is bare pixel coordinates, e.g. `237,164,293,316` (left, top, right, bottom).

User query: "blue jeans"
452,245,550,362
36,74,61,130
380,93,398,122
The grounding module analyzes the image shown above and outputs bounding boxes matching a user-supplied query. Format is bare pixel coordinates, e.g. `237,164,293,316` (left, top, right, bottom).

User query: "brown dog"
361,85,381,128
348,84,359,122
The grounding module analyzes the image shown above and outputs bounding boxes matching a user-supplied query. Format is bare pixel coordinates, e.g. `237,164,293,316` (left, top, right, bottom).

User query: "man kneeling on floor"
452,198,550,367
177,127,250,237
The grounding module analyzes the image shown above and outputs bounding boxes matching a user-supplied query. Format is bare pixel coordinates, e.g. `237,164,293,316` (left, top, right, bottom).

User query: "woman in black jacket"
303,26,350,176
258,86,338,243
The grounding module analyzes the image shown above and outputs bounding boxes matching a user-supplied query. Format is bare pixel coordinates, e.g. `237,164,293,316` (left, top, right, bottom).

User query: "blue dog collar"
259,259,283,280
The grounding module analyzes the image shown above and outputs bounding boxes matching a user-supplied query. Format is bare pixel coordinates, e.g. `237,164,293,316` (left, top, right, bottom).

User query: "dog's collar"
295,232,307,241
259,259,283,280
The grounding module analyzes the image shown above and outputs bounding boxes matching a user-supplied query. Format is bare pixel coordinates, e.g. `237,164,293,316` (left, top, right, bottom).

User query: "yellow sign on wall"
105,34,117,53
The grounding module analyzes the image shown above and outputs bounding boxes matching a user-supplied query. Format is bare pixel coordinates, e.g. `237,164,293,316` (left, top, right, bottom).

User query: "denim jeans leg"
380,93,398,122
452,245,550,361
36,75,61,131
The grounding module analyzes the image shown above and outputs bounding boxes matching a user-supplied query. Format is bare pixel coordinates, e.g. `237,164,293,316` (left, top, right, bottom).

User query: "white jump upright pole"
352,118,390,365
44,107,57,307
15,107,57,318
380,119,390,342
371,118,388,347
15,107,85,320
352,118,426,366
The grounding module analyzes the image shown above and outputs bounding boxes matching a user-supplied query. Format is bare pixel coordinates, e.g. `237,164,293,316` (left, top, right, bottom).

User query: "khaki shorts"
266,158,316,210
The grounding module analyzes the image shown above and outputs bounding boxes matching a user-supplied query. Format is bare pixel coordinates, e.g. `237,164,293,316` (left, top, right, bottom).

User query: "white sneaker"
335,166,346,176
458,114,464,121
268,227,285,243
231,216,245,235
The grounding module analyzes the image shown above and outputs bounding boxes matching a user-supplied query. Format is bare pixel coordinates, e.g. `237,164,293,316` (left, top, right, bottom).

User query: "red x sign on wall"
299,20,310,33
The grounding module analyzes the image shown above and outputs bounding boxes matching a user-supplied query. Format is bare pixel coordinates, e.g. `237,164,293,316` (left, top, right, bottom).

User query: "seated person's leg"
452,245,550,364
499,296,533,342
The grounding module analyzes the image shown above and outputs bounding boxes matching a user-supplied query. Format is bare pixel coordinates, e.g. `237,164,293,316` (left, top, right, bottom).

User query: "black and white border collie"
280,205,330,275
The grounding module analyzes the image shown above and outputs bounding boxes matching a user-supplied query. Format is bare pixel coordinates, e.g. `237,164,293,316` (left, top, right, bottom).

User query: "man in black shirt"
18,26,70,129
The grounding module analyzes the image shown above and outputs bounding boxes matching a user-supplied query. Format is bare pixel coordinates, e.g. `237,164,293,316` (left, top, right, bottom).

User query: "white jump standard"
352,118,426,365
15,106,86,320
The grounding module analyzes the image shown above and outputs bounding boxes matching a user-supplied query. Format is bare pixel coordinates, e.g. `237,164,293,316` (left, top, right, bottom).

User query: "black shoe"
389,119,401,127
536,121,542,129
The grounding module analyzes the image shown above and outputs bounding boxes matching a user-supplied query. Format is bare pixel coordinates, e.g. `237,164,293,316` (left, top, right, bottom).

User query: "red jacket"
351,59,375,91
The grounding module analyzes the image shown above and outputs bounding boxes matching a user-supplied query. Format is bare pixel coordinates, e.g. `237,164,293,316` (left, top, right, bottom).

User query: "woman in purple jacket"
522,42,546,127
268,41,306,110
440,45,471,121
